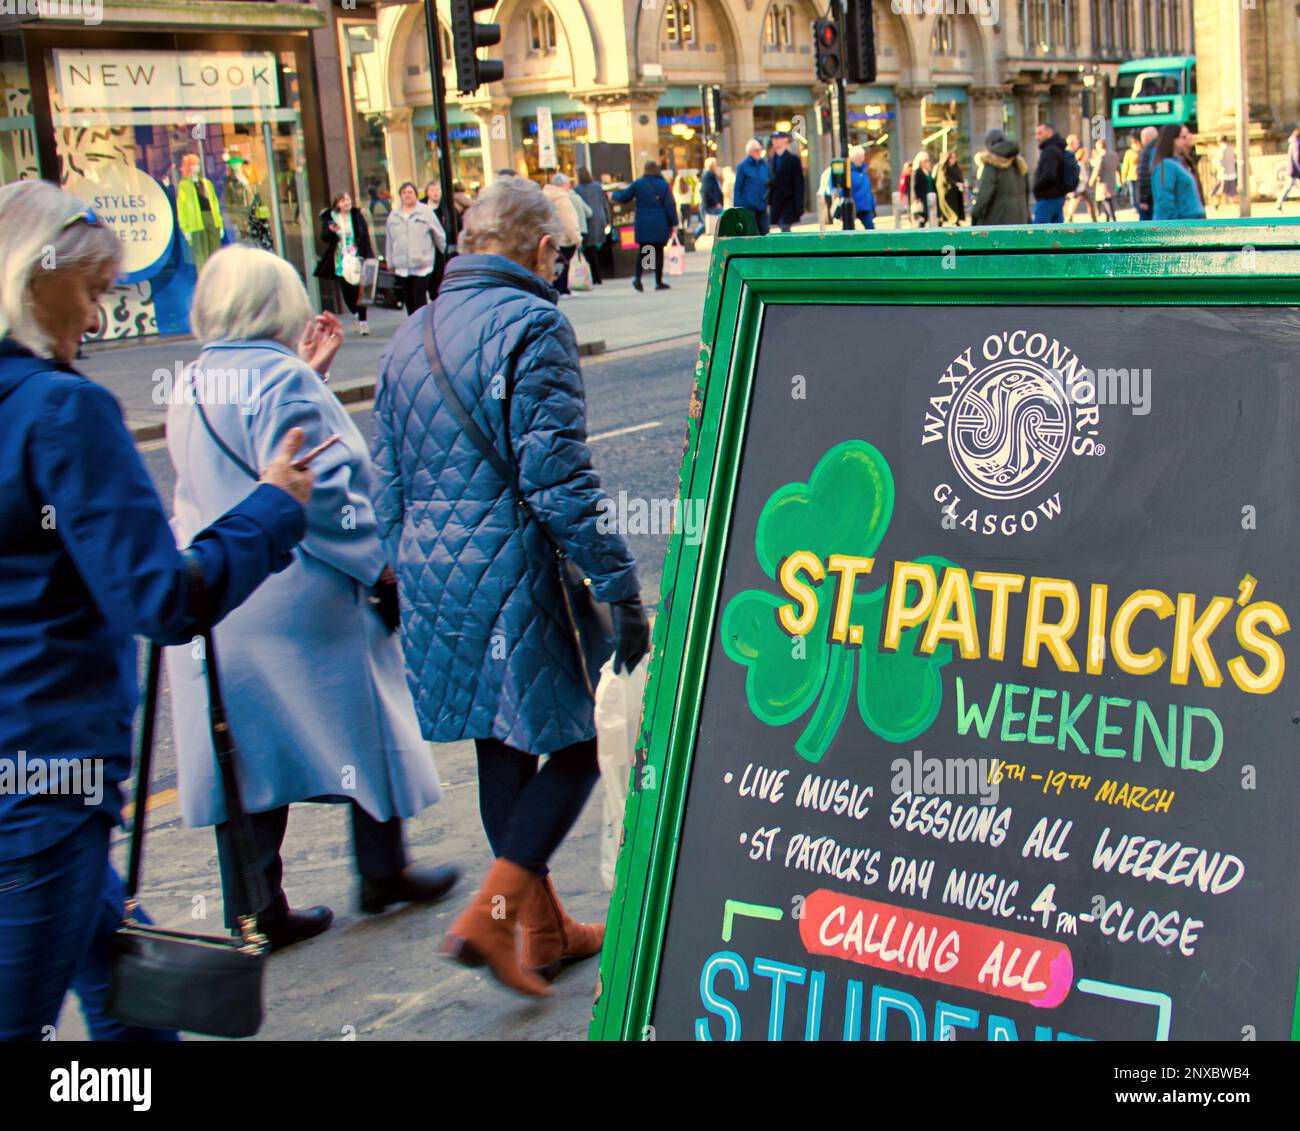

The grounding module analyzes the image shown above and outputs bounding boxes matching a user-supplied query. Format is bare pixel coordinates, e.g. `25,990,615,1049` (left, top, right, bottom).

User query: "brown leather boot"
441,859,552,998
519,876,606,981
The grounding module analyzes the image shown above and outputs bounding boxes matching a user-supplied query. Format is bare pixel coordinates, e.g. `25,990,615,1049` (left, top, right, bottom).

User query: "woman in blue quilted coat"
372,176,649,997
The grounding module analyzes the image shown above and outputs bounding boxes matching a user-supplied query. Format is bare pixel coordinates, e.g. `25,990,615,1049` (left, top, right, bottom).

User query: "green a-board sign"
590,217,1300,1042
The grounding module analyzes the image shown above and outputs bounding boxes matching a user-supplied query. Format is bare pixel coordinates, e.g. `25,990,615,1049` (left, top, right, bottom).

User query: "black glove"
611,597,650,675
369,576,400,634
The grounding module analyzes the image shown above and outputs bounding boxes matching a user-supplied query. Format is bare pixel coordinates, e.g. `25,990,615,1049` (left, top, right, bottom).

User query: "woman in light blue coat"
165,246,458,951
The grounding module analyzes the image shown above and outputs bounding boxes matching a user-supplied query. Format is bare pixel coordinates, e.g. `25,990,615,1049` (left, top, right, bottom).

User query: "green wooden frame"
588,217,1300,1041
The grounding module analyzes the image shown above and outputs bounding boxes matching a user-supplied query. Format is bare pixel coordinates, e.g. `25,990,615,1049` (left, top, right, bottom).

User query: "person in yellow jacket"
176,153,223,273
1119,134,1141,211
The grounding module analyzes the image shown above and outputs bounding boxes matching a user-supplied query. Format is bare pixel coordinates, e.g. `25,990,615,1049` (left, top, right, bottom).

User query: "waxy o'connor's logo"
922,331,1104,536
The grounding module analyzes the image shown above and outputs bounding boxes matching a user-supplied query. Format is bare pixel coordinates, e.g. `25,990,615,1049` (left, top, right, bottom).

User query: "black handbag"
107,587,272,1039
421,305,614,693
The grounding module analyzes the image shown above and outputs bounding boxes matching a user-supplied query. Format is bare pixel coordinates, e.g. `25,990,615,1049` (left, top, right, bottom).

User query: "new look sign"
54,50,281,110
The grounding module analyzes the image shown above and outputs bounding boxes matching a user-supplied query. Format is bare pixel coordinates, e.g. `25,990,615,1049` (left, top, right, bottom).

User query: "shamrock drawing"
721,439,963,763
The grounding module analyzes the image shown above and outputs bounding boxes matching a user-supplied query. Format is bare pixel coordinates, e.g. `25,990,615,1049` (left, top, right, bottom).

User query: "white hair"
459,176,565,263
746,138,762,154
190,245,313,346
0,180,121,358
914,150,932,167
848,144,866,162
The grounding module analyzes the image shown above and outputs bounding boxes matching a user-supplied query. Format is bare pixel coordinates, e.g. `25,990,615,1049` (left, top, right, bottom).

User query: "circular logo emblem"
946,358,1069,501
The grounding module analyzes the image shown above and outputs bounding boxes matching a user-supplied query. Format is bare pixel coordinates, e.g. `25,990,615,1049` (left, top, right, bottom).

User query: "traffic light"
842,0,877,85
450,0,504,95
705,85,724,135
813,18,841,85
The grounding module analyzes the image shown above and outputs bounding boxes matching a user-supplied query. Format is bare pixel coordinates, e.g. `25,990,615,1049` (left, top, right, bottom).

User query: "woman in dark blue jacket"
0,181,313,1040
611,161,679,291
373,176,649,997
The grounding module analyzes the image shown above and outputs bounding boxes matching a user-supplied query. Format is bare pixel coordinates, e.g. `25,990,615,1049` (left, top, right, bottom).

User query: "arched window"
764,3,794,48
1117,0,1131,52
1156,0,1167,53
1141,0,1153,51
931,14,956,56
1170,0,1181,50
526,6,556,52
666,1,696,45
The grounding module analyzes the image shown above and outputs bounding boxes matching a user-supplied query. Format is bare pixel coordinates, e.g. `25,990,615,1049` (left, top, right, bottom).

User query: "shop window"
931,14,956,56
665,1,695,46
43,46,314,341
0,32,37,185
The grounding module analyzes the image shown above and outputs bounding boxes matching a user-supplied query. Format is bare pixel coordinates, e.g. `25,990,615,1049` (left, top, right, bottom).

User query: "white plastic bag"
569,251,593,291
594,656,649,890
664,234,686,276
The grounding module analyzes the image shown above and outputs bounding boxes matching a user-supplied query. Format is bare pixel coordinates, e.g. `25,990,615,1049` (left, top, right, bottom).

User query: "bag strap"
193,373,257,480
122,550,270,943
421,305,567,562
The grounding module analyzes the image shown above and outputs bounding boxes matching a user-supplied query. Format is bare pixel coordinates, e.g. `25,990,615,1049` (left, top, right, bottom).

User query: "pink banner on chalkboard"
799,889,1074,1009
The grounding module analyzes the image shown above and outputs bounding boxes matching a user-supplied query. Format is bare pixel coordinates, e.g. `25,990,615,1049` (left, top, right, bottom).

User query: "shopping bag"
570,251,593,291
359,257,380,304
594,656,650,890
664,235,686,277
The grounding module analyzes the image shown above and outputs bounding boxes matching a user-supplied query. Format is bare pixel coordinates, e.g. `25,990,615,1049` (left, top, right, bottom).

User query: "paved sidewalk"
81,252,712,440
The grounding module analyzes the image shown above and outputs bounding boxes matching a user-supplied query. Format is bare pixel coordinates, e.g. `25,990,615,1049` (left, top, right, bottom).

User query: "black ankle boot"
360,863,461,914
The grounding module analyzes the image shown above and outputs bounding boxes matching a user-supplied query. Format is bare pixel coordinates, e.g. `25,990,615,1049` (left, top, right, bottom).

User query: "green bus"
1111,56,1197,131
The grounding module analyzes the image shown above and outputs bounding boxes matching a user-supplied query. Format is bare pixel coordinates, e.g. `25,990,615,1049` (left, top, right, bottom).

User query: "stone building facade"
366,0,1195,202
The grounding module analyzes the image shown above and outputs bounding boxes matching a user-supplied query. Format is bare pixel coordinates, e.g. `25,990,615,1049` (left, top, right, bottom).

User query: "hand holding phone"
292,432,342,471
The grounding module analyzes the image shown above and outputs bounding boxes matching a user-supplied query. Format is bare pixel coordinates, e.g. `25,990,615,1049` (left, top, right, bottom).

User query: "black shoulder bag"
107,556,271,1039
422,305,613,693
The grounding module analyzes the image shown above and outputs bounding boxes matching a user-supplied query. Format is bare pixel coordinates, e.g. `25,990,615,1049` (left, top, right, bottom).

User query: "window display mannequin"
176,153,223,273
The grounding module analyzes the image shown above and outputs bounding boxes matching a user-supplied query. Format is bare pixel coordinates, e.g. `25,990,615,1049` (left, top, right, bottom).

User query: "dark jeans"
215,803,406,929
635,242,664,285
397,273,430,316
554,245,576,295
474,737,600,875
748,208,771,235
332,278,367,321
0,816,177,1041
581,243,604,284
1033,197,1065,224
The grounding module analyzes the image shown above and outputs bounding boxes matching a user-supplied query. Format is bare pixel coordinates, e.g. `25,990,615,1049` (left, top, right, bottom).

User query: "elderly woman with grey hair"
373,174,649,997
0,182,314,1039
165,245,459,954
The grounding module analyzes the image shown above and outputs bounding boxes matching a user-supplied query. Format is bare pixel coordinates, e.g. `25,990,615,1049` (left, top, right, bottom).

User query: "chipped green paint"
589,218,1300,1042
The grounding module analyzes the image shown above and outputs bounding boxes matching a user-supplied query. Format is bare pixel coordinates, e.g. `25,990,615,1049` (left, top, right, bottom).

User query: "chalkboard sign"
591,220,1300,1042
